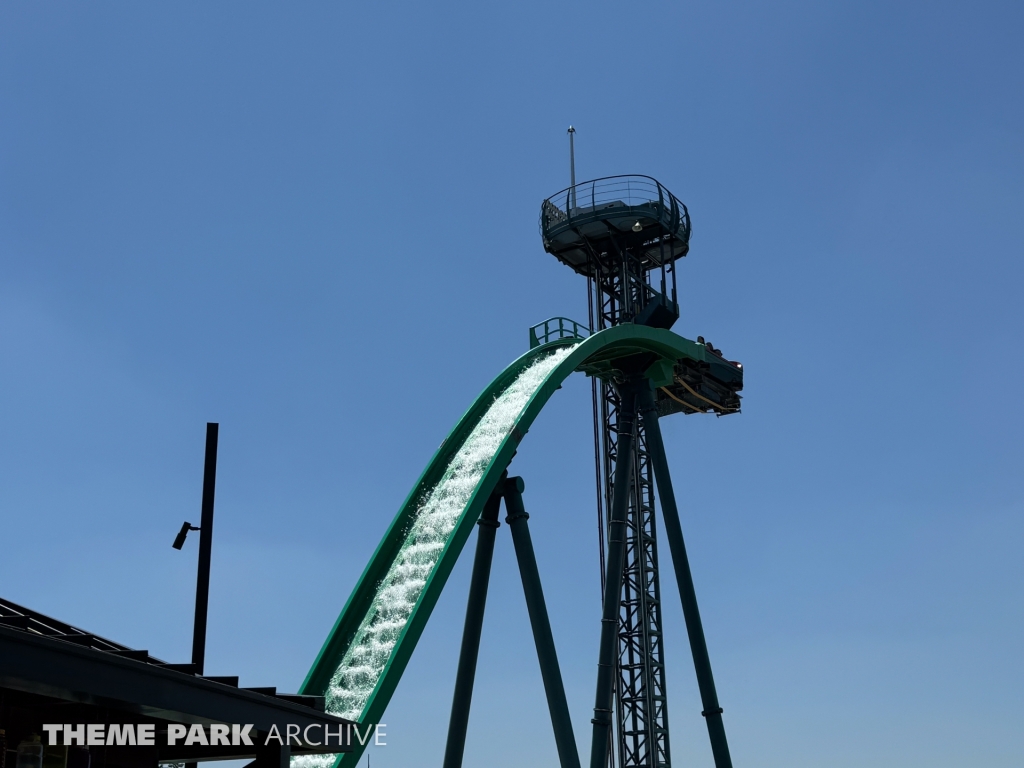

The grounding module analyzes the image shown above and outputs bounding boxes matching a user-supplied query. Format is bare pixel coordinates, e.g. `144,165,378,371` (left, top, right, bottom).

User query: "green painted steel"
442,482,503,768
299,324,712,767
504,476,581,768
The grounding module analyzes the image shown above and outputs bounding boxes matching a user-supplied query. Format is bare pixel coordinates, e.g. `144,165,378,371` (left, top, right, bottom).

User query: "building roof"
0,597,353,767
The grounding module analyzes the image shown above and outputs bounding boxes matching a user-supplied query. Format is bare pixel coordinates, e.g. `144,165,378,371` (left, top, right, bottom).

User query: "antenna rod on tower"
568,126,576,211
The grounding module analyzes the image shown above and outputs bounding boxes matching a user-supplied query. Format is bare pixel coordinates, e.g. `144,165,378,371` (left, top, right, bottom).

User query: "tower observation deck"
541,175,691,278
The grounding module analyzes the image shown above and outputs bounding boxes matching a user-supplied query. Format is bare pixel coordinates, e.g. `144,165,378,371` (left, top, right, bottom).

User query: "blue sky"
1,2,1022,766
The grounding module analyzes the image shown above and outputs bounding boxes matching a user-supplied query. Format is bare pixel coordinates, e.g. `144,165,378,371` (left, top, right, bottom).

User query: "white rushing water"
293,345,576,768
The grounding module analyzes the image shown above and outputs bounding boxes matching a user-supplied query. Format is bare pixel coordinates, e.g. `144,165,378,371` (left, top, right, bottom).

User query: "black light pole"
170,423,218,768
171,422,219,676
192,422,219,675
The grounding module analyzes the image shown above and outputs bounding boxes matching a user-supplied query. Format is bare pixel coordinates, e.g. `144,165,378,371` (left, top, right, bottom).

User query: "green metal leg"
638,384,734,768
589,385,639,768
503,477,582,768
442,484,504,768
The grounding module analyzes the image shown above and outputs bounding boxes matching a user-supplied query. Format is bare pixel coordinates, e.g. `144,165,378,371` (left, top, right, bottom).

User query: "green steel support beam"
637,384,734,768
442,481,505,768
503,476,582,768
590,383,640,768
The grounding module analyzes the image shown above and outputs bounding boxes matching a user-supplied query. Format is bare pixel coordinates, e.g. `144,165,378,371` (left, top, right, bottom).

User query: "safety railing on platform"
529,317,589,349
539,175,688,239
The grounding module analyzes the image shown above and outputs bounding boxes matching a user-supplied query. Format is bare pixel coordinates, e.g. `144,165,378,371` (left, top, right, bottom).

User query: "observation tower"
540,165,742,768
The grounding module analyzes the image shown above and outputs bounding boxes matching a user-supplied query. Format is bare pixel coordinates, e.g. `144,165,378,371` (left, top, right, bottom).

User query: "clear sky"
1,2,1022,766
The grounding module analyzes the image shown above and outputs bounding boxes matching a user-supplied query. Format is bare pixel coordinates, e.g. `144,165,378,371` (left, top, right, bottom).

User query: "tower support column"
637,385,734,768
504,476,582,768
590,384,640,768
442,482,504,768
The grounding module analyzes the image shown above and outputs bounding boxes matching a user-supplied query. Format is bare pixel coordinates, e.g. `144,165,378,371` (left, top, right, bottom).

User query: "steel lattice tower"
591,240,675,768
540,162,742,768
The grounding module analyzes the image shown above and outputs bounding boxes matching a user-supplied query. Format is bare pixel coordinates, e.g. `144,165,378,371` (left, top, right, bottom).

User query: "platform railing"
529,317,590,349
539,175,686,237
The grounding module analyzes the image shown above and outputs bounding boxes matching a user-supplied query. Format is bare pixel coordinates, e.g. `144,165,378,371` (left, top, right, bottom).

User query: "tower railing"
529,317,590,349
539,175,690,245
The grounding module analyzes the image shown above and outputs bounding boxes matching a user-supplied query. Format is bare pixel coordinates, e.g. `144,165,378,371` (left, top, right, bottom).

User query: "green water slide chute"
300,324,712,766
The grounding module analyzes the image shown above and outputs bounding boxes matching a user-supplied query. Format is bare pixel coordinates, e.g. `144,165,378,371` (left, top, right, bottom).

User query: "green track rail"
299,325,716,766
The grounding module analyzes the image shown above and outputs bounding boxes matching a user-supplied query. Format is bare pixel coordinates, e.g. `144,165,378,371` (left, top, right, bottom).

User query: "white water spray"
293,345,577,768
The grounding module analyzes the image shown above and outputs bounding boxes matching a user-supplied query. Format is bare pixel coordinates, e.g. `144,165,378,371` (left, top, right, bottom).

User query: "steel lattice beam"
592,252,673,768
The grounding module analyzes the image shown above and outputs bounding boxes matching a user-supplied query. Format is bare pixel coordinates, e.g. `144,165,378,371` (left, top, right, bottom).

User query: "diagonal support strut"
504,476,582,768
443,472,582,768
637,384,734,768
442,477,505,768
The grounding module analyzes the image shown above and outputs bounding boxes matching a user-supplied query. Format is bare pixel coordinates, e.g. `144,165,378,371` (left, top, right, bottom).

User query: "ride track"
298,323,732,768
